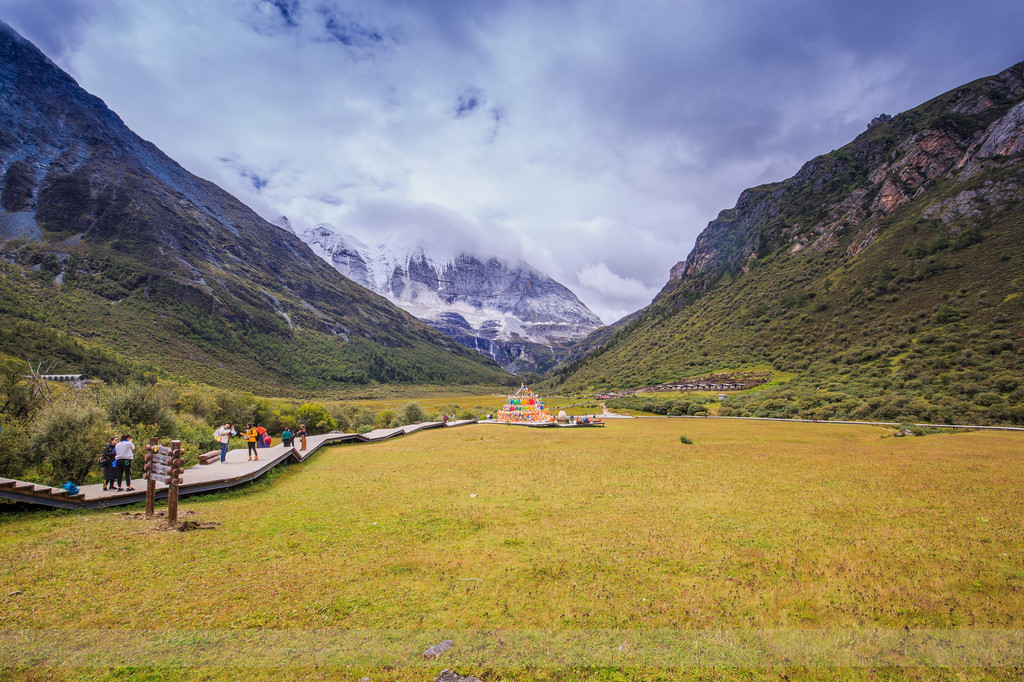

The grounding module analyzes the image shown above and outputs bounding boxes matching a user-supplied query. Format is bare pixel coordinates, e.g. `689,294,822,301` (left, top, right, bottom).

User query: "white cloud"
5,0,1023,322
575,262,662,325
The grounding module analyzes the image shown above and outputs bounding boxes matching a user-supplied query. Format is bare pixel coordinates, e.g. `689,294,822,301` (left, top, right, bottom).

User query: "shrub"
0,417,34,479
172,385,218,421
31,400,109,485
679,435,693,444
339,405,374,431
212,391,256,427
296,403,338,434
103,382,177,435
0,358,42,420
396,402,425,425
172,412,216,467
974,392,1002,407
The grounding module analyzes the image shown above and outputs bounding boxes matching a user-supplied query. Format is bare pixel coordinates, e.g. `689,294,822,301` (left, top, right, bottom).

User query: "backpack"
62,481,79,495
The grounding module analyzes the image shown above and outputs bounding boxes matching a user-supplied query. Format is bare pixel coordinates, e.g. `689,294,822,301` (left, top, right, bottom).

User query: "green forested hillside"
548,63,1024,426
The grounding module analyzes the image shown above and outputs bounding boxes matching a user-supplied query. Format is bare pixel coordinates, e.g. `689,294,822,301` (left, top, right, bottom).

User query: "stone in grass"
434,669,481,682
423,639,455,659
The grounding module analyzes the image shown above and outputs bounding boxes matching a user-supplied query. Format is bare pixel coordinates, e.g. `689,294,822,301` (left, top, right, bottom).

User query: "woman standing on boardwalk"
244,423,259,461
100,436,118,491
296,424,307,451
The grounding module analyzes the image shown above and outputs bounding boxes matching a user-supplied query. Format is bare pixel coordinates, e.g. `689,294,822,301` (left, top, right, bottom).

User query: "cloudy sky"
3,1,1023,323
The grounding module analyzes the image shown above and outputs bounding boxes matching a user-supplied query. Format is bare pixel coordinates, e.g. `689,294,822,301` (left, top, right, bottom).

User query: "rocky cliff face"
0,22,511,388
664,62,1024,297
301,225,603,373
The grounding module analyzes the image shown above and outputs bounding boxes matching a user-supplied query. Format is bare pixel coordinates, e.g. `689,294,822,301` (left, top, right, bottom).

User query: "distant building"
39,374,84,382
26,374,98,387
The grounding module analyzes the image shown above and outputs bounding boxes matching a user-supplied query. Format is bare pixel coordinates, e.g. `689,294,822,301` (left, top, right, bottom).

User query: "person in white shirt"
113,434,136,491
213,423,233,462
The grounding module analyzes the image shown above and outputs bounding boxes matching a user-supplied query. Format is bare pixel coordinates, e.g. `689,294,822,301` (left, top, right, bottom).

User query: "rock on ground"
434,669,482,682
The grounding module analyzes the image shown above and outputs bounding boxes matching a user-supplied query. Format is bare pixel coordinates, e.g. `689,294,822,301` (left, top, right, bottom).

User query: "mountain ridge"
550,60,1024,425
301,223,603,373
0,21,513,390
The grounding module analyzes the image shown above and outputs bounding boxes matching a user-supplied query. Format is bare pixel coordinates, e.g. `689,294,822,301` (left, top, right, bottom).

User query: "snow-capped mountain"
300,224,604,373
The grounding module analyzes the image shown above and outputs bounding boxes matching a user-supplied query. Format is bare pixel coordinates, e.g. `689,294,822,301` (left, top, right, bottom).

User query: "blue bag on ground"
61,481,79,495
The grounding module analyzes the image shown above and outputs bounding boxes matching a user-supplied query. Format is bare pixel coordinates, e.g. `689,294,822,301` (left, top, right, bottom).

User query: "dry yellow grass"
1,418,1021,679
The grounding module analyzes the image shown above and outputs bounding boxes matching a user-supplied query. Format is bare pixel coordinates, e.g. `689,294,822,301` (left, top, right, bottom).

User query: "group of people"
213,423,308,462
99,434,136,492
97,423,310,494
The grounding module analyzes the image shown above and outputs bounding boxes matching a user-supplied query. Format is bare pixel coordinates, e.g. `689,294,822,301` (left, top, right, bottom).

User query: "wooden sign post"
168,440,183,525
145,437,159,518
144,438,186,525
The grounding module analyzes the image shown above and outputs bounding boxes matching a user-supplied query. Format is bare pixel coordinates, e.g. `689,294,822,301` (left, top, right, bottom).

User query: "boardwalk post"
145,437,158,518
167,440,182,526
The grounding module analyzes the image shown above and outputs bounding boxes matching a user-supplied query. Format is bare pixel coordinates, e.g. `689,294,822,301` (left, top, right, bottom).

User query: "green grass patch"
1,419,1022,678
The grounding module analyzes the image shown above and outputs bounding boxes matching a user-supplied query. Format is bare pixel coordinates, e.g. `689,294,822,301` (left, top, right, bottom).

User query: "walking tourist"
100,436,118,491
281,428,293,447
244,424,259,461
113,434,136,491
296,424,307,451
255,423,268,448
213,423,232,462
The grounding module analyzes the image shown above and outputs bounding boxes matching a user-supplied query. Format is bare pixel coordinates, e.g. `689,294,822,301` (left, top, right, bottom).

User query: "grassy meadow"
1,418,1022,680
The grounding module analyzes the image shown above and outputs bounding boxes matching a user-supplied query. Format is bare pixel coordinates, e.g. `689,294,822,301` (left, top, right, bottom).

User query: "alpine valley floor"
1,418,1022,680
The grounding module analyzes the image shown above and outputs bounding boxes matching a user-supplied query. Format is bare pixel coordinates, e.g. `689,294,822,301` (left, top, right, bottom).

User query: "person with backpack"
99,436,118,491
113,434,136,491
244,423,259,461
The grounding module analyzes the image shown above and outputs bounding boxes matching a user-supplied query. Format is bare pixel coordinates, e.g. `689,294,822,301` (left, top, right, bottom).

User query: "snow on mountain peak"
298,223,603,349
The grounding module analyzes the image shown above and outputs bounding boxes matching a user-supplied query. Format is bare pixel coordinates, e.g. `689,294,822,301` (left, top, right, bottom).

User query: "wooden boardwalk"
0,420,475,510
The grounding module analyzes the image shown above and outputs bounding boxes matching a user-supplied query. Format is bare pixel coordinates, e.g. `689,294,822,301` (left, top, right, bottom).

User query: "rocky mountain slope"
550,61,1024,426
301,225,603,374
0,22,513,390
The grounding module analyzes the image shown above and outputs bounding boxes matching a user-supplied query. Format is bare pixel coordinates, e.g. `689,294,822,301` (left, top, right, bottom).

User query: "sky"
2,1,1023,324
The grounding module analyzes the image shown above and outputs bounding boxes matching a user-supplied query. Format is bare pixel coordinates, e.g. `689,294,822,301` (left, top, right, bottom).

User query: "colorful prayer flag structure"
497,384,555,424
